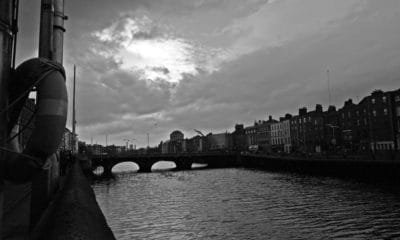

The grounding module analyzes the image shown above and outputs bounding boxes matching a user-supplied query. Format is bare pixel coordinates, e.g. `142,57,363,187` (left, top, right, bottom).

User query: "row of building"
159,88,400,155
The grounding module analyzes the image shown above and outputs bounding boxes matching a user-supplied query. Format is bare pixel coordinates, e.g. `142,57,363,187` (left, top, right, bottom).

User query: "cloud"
51,0,400,147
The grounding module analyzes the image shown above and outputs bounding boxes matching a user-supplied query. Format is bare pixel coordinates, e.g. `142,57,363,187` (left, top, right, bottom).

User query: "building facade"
207,132,232,151
271,115,291,153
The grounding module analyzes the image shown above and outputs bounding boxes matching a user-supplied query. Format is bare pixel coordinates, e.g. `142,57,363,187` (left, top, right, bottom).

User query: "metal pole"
11,0,19,69
52,0,65,64
38,0,53,59
327,69,331,106
0,1,14,237
72,65,76,153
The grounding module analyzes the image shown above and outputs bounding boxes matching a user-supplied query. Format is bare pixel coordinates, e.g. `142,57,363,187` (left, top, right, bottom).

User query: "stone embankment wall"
242,154,400,183
31,161,115,240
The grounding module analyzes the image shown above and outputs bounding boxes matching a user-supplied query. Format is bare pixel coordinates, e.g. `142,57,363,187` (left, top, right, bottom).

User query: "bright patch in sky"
93,16,199,83
120,38,197,82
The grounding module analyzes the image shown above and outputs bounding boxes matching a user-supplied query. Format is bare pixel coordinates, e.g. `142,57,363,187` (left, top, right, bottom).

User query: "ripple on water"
92,168,400,240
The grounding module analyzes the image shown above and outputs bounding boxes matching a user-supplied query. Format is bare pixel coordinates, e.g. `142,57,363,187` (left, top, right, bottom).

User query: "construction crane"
194,129,205,137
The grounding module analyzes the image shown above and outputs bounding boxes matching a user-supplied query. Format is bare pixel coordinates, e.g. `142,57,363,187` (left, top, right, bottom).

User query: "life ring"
5,58,68,182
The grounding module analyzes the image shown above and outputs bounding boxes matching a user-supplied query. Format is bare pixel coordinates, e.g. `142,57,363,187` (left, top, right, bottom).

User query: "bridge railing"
91,151,236,160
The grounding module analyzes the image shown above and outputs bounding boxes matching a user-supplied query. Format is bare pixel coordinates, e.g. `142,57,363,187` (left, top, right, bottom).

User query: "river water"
92,163,400,239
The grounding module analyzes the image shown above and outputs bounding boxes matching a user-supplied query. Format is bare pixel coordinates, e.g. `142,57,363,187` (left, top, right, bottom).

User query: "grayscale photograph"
1,0,400,239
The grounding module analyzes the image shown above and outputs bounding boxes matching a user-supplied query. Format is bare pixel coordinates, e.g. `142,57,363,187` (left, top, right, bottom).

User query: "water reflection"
93,168,400,239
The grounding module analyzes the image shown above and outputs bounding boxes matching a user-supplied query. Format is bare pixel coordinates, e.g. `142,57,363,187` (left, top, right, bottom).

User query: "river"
92,162,400,239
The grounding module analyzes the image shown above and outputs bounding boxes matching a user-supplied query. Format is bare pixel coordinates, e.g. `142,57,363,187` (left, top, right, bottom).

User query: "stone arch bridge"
91,152,240,176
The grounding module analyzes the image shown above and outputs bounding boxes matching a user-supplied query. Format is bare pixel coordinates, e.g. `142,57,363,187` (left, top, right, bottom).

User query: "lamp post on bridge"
123,138,136,153
146,122,158,149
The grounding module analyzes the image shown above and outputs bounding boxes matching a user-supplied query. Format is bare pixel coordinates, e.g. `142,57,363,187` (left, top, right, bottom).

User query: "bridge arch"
111,162,139,173
93,166,104,176
151,160,177,171
192,163,208,170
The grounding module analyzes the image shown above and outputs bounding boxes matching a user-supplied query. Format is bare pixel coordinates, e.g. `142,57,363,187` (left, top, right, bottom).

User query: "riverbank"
242,154,400,183
31,161,115,240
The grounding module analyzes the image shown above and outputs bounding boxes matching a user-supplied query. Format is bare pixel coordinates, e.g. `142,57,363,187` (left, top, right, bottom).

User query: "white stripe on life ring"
36,99,68,117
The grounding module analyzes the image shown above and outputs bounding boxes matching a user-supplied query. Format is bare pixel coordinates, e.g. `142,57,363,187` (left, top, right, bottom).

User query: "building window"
383,96,387,103
384,108,388,115
348,112,351,118
372,98,375,104
373,110,377,117
396,95,400,102
397,106,400,117
356,111,359,116
342,113,345,119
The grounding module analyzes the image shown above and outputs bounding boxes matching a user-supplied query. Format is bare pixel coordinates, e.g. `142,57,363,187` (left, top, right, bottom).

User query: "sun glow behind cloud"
120,38,197,83
93,16,205,83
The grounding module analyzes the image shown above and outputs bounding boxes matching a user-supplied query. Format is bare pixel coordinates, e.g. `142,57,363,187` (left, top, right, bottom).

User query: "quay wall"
242,154,400,183
31,161,115,240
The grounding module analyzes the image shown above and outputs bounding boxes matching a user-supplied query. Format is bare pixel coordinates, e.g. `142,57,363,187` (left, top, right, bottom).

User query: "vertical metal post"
72,65,76,153
327,69,331,106
30,0,62,229
0,1,14,238
52,0,65,64
38,0,53,59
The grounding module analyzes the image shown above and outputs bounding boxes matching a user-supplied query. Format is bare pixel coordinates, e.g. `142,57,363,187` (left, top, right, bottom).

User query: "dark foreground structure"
31,161,115,240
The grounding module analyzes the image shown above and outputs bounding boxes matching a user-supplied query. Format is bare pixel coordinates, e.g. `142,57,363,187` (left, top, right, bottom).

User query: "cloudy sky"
16,0,400,147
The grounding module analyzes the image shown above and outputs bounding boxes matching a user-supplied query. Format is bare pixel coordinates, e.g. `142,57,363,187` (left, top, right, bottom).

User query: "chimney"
299,107,307,116
315,104,323,113
344,99,353,107
328,105,336,112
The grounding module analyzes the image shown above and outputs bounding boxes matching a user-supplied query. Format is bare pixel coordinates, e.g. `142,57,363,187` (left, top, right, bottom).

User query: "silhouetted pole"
72,65,76,153
52,0,66,64
0,1,14,237
327,69,331,106
31,0,67,228
38,0,53,59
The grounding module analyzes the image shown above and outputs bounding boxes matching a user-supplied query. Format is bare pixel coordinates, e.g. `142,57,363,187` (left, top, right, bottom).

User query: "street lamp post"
147,122,158,149
326,124,339,153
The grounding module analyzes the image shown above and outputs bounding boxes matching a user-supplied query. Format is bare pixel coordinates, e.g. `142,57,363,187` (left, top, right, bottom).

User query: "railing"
91,151,236,159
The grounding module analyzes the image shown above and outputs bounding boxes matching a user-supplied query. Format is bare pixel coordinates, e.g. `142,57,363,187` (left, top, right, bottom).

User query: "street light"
342,129,352,153
326,124,339,152
147,122,158,148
